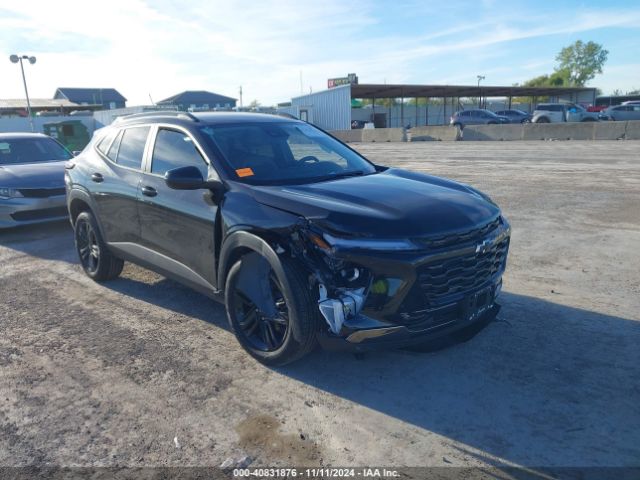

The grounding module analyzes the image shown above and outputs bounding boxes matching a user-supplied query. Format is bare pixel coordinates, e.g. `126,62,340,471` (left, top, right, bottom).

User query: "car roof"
0,132,50,140
115,111,299,128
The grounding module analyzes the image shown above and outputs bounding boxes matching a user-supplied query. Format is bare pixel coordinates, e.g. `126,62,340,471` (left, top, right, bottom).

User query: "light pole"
476,75,485,109
9,54,37,132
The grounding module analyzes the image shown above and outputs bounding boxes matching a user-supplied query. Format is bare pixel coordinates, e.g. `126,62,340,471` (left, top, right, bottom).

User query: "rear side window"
97,129,117,155
107,130,123,161
151,128,207,176
116,127,149,169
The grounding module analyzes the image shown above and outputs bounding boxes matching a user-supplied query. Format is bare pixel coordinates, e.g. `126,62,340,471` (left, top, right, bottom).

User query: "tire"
535,117,550,123
581,117,596,122
521,118,531,124
487,121,498,125
74,211,124,281
225,254,319,366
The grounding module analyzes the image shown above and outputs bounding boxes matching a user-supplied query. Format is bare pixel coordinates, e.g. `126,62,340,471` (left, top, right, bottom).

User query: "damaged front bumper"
317,289,501,352
311,218,510,351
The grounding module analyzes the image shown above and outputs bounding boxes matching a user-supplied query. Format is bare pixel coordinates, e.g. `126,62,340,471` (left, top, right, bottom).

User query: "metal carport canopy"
349,83,595,98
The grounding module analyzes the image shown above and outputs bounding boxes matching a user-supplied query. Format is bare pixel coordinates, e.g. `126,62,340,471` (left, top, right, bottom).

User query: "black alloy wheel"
74,211,124,281
234,273,290,352
225,254,320,365
76,217,100,274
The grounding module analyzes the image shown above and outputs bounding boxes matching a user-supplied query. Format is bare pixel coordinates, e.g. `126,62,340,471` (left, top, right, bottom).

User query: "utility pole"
239,86,243,109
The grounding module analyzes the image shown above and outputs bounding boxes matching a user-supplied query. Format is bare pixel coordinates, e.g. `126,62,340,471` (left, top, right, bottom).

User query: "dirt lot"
1,141,639,472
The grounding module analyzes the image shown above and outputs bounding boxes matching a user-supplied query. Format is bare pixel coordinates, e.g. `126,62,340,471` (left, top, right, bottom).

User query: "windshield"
199,122,376,185
0,137,72,165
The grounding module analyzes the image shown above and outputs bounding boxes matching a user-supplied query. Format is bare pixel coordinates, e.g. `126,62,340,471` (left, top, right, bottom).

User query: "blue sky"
1,0,639,106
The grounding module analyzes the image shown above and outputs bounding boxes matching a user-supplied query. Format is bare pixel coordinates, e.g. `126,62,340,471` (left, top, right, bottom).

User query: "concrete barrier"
522,122,596,141
593,121,628,140
409,125,459,141
462,124,523,141
335,122,640,143
624,120,640,140
330,129,363,143
361,128,406,142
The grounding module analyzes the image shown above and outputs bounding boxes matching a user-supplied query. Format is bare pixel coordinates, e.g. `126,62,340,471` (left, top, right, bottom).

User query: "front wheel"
535,117,550,123
224,253,319,365
74,211,124,281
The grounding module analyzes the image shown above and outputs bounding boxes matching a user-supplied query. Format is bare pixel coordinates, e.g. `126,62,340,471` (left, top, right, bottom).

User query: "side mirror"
164,166,225,194
165,166,205,190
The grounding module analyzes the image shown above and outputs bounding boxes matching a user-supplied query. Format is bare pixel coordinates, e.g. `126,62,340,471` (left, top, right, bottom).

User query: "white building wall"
289,85,351,131
0,116,95,135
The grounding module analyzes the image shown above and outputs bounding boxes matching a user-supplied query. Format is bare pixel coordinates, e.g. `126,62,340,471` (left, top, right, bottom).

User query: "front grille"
18,188,66,198
10,207,68,221
414,217,501,250
417,236,509,305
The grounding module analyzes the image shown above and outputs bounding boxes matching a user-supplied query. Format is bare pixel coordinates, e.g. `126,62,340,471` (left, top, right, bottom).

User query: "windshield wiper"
307,170,376,184
330,170,368,179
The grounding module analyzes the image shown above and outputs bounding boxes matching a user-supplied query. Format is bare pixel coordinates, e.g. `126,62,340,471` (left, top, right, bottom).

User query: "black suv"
66,112,510,365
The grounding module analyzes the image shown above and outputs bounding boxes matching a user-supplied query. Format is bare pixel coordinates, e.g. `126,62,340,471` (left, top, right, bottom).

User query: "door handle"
91,173,104,183
141,186,157,197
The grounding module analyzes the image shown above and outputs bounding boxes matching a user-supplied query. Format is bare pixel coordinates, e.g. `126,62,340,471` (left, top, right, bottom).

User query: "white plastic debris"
173,436,181,449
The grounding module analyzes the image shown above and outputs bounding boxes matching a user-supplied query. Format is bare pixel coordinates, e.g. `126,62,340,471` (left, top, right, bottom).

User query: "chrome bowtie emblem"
475,239,492,255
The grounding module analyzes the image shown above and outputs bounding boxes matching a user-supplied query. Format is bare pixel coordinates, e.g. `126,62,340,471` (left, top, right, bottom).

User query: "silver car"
450,109,510,128
0,133,72,229
601,104,640,121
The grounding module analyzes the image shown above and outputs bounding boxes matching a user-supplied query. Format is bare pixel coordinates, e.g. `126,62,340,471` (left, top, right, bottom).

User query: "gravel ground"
0,140,639,472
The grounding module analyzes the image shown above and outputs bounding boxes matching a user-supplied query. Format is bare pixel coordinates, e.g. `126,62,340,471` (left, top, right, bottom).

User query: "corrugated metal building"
286,85,352,131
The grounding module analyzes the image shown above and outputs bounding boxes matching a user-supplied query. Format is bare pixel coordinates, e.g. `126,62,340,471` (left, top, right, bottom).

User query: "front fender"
218,230,288,294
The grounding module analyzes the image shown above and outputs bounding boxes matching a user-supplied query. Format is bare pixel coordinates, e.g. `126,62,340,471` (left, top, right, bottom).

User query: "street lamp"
9,54,37,132
477,75,485,109
476,75,484,108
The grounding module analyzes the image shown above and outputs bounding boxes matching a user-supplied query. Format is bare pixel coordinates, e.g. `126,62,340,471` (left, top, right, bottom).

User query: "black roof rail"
114,111,200,124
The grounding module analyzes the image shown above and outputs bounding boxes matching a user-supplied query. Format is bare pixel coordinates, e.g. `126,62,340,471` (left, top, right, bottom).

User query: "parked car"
493,109,532,123
66,112,510,365
0,133,72,229
532,103,600,123
600,104,640,121
450,109,510,128
621,100,640,105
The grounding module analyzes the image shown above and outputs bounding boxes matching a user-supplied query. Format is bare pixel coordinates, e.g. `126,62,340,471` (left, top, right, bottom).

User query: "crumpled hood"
0,161,66,188
251,169,500,238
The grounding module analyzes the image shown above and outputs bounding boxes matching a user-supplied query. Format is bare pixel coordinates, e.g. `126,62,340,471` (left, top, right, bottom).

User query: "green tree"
555,40,609,86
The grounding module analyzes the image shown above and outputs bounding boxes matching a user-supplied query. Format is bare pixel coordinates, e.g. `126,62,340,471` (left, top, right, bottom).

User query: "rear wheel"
535,117,550,123
74,211,123,281
225,253,319,365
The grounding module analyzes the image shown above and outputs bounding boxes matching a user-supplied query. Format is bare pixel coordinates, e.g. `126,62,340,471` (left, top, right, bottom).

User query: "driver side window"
151,128,207,177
